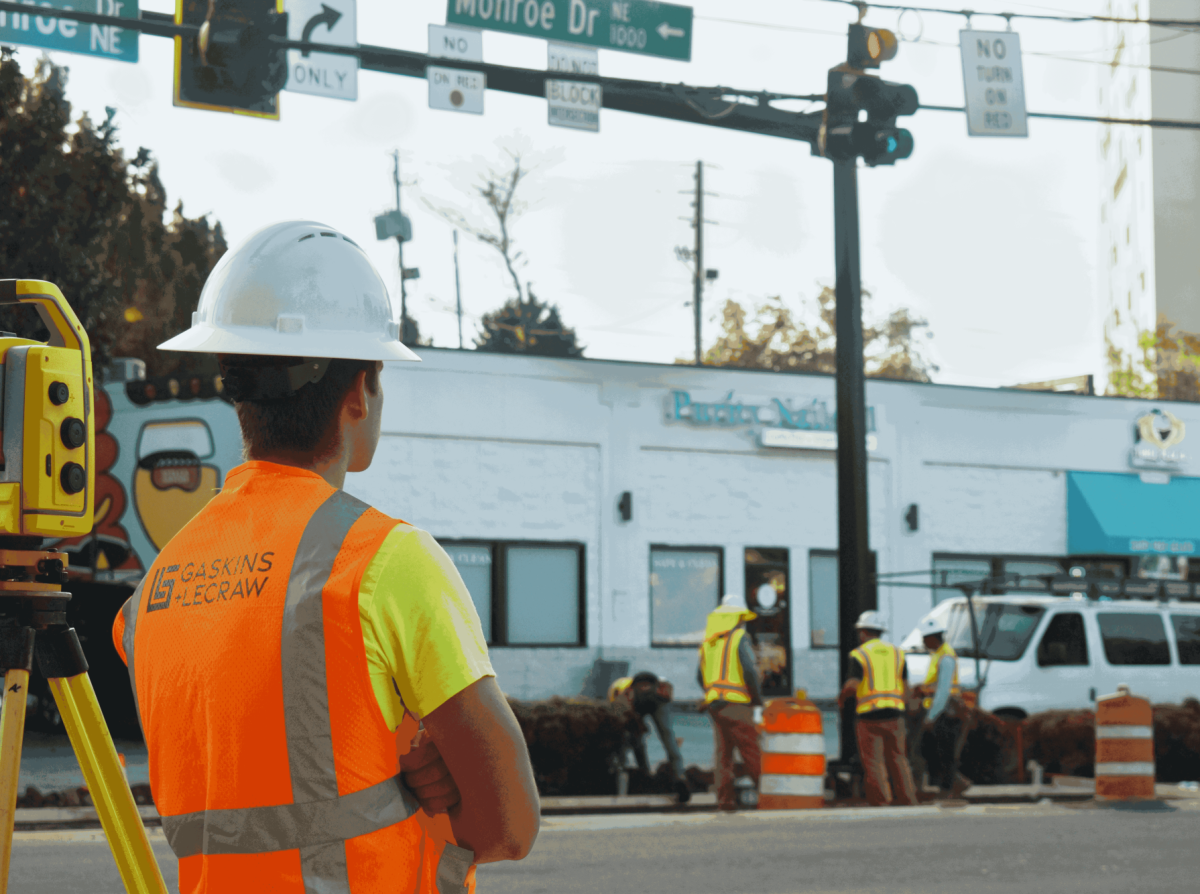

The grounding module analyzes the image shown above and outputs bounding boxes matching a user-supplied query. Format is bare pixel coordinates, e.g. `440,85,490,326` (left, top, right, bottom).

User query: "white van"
899,595,1200,719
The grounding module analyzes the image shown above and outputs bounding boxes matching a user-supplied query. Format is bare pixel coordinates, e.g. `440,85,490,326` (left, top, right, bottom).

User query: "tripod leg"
0,668,30,893
50,672,167,894
0,627,34,894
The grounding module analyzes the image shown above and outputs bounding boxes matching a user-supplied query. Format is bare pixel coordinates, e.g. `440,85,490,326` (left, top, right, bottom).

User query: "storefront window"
1098,612,1170,665
506,546,581,645
446,544,493,644
443,539,585,647
650,547,722,646
808,552,839,649
932,557,991,605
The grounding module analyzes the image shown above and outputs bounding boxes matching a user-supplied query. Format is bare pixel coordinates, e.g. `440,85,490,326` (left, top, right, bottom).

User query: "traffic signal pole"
832,159,873,763
391,150,409,340
692,160,704,366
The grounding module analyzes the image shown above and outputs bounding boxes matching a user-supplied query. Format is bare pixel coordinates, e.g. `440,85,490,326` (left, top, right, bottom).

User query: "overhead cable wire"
921,103,1200,127
815,0,1200,29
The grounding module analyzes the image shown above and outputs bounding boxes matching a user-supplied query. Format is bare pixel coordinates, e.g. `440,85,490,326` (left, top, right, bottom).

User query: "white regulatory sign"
286,0,358,101
546,43,600,133
959,30,1027,137
428,24,483,62
428,66,485,115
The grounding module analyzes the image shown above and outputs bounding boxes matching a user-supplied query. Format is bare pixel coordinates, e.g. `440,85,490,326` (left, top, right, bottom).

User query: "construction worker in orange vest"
837,610,919,807
697,593,763,811
111,221,540,893
913,615,972,798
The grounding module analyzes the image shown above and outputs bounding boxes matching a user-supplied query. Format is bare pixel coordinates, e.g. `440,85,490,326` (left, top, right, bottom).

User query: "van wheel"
993,709,1027,722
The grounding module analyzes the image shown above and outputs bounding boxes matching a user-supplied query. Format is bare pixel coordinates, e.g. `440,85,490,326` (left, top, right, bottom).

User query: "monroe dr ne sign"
446,0,692,62
0,0,138,61
666,390,879,451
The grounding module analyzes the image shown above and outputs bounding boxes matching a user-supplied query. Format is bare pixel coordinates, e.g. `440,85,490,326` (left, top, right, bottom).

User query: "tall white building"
1101,1,1200,385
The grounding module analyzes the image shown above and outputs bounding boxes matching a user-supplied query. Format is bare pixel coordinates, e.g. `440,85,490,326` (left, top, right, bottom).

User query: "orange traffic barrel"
758,690,825,809
1095,684,1155,800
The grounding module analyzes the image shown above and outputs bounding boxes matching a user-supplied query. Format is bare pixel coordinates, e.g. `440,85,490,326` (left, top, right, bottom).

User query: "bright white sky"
10,0,1118,386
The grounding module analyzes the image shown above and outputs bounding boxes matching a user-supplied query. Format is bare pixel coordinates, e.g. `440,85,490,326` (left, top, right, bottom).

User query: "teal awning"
1067,471,1200,556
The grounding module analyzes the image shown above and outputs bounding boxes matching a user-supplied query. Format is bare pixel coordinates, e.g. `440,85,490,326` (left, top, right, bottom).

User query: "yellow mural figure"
134,420,222,550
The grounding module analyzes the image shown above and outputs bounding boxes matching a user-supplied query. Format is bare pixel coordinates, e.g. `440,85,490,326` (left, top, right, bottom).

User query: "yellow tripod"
0,541,166,893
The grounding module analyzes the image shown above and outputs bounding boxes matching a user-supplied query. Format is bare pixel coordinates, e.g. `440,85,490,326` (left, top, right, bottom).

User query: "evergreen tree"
476,289,582,357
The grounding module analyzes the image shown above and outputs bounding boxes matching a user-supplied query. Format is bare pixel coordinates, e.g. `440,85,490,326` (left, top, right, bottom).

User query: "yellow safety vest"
922,642,961,709
851,639,906,714
607,677,633,704
698,608,754,705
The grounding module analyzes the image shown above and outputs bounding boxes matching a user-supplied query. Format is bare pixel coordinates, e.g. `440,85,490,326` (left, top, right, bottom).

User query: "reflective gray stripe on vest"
161,773,419,857
158,489,420,891
121,579,146,734
436,843,475,893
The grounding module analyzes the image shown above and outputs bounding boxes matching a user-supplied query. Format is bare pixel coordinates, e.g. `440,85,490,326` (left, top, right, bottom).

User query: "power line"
816,0,1200,29
921,103,1200,128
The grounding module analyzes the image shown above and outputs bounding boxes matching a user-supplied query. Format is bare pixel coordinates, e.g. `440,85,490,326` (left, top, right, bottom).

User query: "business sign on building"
1129,408,1187,471
665,389,877,450
959,30,1027,137
0,0,139,62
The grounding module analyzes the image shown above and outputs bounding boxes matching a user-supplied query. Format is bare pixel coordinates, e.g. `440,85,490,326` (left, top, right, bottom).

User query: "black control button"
48,382,69,406
60,418,85,450
60,462,85,495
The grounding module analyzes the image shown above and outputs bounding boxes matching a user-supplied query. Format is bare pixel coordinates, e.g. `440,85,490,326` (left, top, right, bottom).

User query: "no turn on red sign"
959,30,1027,137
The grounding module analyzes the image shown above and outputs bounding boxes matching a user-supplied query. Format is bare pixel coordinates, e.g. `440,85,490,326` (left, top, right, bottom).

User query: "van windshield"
946,602,1045,661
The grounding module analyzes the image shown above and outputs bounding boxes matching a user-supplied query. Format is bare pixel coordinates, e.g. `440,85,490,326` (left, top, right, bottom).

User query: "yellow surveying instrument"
0,281,166,893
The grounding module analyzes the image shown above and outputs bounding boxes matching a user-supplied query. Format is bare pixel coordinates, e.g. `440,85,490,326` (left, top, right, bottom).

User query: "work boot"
674,779,692,804
950,773,972,799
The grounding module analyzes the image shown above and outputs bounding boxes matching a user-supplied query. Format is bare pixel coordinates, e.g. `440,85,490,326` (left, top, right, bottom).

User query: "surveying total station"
0,281,166,893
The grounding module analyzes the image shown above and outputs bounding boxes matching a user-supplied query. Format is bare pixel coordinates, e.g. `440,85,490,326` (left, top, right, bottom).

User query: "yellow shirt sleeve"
359,524,494,729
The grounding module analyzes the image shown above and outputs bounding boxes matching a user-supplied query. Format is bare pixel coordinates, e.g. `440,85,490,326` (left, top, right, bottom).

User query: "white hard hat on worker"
919,616,947,637
158,220,420,363
855,610,885,632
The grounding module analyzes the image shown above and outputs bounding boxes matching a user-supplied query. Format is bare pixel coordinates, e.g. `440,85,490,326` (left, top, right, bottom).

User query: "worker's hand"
399,728,462,815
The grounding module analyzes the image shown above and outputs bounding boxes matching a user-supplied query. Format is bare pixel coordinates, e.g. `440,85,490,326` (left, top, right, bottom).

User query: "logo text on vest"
145,553,275,612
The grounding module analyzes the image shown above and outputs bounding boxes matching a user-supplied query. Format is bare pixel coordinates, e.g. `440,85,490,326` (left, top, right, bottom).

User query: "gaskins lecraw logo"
1130,408,1187,470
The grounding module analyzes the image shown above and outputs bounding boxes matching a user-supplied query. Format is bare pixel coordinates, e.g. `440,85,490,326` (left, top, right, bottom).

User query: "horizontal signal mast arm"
0,6,823,145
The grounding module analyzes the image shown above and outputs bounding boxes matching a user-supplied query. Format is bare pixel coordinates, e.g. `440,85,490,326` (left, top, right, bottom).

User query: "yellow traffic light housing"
848,24,899,70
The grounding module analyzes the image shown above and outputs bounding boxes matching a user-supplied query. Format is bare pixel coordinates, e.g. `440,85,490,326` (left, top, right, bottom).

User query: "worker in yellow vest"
837,611,918,806
608,672,690,802
914,616,972,798
697,593,763,811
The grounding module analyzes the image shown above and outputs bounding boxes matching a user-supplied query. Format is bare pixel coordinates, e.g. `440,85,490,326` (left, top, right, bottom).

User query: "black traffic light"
821,26,918,167
174,0,289,119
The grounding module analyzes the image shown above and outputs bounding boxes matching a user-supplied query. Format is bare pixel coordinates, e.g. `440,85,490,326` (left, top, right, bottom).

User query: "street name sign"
428,65,485,114
959,30,1027,137
286,0,358,101
0,0,139,62
547,42,599,131
446,0,693,62
429,23,483,61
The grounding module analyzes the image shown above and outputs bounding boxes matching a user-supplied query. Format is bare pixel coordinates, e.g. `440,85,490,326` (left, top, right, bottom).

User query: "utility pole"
453,229,464,350
391,150,409,341
833,159,875,762
692,160,704,365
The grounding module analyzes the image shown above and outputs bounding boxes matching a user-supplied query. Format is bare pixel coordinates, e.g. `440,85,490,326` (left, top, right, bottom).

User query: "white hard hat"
919,616,947,637
158,220,421,362
721,593,748,611
855,610,885,631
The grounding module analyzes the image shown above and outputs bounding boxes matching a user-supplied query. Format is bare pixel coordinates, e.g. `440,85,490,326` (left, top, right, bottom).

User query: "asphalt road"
10,800,1200,892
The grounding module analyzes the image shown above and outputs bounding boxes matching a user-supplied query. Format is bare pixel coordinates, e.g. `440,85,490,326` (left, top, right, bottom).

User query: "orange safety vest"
851,639,906,714
116,462,473,894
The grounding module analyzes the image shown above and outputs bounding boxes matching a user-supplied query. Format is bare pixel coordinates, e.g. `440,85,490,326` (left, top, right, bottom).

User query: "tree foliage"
475,288,582,357
695,288,936,382
1106,318,1200,402
0,53,225,377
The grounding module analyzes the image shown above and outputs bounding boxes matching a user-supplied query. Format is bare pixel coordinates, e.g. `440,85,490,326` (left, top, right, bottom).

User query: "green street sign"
0,0,139,62
446,0,692,62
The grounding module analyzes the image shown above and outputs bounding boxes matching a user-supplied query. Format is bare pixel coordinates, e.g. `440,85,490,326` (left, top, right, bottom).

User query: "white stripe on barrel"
1095,725,1152,740
1095,762,1155,776
761,733,824,754
760,775,824,797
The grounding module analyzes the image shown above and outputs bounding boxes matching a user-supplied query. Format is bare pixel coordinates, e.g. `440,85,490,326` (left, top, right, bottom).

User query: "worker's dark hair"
221,355,380,460
631,671,659,686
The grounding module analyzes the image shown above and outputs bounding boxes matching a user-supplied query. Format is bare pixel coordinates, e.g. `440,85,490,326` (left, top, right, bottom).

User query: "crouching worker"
698,594,764,812
609,672,691,802
112,221,540,893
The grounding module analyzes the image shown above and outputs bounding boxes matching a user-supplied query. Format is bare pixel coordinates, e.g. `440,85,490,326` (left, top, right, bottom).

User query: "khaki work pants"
855,716,918,807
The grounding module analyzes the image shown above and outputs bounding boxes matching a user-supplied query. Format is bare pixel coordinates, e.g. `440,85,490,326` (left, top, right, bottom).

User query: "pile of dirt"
508,696,636,796
1023,709,1097,778
16,783,155,809
957,708,1021,785
1149,699,1200,783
